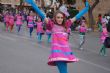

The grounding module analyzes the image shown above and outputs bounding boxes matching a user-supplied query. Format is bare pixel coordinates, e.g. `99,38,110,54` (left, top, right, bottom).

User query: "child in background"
66,28,71,40
9,12,15,32
99,18,108,56
46,21,52,43
3,11,8,30
35,17,44,42
5,12,10,31
15,12,24,34
27,11,34,37
76,17,87,50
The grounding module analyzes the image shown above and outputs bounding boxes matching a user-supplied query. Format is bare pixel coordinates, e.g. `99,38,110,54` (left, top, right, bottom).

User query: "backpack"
104,37,110,48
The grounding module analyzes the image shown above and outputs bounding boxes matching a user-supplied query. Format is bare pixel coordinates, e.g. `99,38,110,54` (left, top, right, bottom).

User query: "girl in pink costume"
99,18,108,56
15,13,24,34
9,13,15,32
5,13,10,31
46,22,52,43
27,11,34,37
25,0,89,73
35,17,44,42
66,28,71,40
3,11,8,30
45,11,79,73
76,17,87,50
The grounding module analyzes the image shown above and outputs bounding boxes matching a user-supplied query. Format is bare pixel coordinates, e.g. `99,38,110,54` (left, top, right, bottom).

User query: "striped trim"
53,32,68,35
48,57,79,62
52,43,69,48
51,50,73,55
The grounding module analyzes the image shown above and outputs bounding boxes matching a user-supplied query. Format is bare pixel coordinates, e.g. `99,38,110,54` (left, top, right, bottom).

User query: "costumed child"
27,11,35,37
5,12,10,32
35,16,44,42
45,21,52,43
25,0,90,73
97,14,103,32
99,18,109,56
9,12,15,32
3,11,8,30
76,17,87,50
15,12,24,34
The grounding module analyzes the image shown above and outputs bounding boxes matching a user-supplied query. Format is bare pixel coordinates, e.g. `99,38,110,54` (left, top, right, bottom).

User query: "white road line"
80,58,110,72
0,34,16,41
31,41,110,72
1,32,110,72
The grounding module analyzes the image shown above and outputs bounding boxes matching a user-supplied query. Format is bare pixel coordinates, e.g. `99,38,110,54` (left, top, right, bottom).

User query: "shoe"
99,52,107,56
80,48,83,50
99,52,103,56
103,54,107,56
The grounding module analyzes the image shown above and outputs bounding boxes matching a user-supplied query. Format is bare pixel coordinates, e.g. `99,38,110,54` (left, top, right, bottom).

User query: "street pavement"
0,22,110,73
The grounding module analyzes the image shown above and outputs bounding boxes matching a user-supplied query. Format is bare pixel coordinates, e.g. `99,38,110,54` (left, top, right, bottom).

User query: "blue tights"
29,27,33,37
47,34,51,42
55,61,68,73
37,33,42,42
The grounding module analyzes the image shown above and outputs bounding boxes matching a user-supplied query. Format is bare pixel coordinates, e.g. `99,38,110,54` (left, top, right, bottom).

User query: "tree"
20,0,24,5
83,0,99,30
67,0,76,5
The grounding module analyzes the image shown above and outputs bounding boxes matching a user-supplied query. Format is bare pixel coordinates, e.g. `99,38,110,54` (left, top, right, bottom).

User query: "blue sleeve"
25,0,46,21
75,1,90,20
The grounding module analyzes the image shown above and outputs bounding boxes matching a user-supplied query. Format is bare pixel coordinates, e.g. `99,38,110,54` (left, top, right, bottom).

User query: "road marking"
0,34,16,41
80,58,110,72
1,32,110,72
31,41,110,72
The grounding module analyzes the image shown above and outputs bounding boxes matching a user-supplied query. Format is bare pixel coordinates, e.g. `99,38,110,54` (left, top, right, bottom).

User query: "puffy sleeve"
46,19,54,30
65,19,73,28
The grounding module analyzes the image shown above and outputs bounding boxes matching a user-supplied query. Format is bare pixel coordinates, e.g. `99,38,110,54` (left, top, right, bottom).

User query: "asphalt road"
0,22,110,73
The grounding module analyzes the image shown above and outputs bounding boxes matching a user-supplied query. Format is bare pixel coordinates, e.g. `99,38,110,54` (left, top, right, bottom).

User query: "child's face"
38,18,41,22
81,22,85,26
55,13,64,25
30,12,34,16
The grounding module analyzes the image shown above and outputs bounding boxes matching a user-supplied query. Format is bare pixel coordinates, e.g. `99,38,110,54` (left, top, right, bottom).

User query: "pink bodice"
16,15,23,25
79,26,87,32
36,22,44,33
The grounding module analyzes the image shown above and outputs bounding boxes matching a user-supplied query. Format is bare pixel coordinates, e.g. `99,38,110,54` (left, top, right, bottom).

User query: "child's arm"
25,0,49,24
70,0,90,23
75,25,80,31
25,0,46,21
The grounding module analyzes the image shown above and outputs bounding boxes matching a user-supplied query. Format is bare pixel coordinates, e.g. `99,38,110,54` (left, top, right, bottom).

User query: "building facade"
0,0,20,5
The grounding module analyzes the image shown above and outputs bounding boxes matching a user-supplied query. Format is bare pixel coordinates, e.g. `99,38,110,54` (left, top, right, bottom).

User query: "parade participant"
9,12,15,32
3,11,8,30
97,14,103,32
66,28,71,40
27,11,34,37
35,16,44,42
76,17,87,50
46,29,52,43
15,12,24,34
25,0,90,73
5,12,10,31
99,18,108,56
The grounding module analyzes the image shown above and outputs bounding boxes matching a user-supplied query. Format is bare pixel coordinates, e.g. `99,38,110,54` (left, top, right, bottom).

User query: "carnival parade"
0,0,110,73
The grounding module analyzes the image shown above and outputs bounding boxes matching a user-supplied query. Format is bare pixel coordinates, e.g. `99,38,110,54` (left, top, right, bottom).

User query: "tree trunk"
88,8,95,30
41,0,44,8
88,0,99,30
